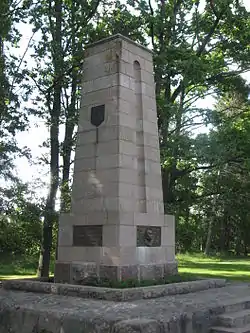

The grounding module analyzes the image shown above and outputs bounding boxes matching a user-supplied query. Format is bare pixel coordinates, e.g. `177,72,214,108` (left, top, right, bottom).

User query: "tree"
28,0,101,277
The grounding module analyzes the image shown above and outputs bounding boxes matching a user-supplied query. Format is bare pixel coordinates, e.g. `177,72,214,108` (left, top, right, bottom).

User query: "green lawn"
178,253,250,282
0,253,250,282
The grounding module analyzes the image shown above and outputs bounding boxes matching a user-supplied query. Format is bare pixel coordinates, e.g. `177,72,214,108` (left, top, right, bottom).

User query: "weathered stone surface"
140,264,164,281
2,282,250,333
113,318,162,332
100,265,118,281
120,265,139,280
2,278,227,302
71,262,98,284
54,262,71,283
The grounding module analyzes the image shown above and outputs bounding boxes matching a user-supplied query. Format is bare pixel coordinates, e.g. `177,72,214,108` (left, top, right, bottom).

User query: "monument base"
54,261,178,284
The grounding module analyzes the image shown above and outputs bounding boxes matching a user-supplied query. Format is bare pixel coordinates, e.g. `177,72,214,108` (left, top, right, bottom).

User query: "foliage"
0,183,43,256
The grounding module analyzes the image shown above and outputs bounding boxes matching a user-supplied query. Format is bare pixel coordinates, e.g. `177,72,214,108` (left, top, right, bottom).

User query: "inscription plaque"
73,225,103,246
137,226,161,247
91,104,105,127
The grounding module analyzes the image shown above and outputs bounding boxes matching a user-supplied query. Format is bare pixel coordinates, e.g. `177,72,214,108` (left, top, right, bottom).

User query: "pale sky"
14,0,250,200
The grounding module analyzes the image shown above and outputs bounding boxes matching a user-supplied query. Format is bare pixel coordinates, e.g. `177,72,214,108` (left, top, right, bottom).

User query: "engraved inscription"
137,226,161,247
91,105,105,127
73,225,103,246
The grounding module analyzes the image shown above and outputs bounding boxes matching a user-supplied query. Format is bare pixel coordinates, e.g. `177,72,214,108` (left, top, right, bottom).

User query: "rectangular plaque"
73,225,103,247
137,226,161,247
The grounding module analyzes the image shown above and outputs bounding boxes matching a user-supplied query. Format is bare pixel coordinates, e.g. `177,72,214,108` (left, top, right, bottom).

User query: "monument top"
85,33,153,54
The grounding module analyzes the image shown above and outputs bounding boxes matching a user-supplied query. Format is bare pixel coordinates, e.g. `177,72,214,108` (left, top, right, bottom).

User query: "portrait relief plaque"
137,226,161,247
73,225,103,246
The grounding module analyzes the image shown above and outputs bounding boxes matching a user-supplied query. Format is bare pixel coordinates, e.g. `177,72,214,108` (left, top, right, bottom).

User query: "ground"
1,253,250,282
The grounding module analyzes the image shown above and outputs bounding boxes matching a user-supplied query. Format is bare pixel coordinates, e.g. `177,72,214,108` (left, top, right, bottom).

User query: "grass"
178,253,250,282
0,253,250,283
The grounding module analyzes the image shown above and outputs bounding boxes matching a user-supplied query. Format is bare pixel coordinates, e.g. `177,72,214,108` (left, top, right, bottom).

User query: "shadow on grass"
178,261,250,272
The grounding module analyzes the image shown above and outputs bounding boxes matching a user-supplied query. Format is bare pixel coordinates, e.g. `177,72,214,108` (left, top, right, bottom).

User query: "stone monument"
55,34,177,284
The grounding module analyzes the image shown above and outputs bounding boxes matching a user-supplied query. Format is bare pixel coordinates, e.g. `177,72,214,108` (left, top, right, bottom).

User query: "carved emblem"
91,104,105,127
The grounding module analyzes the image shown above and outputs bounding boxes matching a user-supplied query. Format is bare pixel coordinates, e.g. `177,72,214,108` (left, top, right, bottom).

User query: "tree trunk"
37,0,62,278
204,217,213,256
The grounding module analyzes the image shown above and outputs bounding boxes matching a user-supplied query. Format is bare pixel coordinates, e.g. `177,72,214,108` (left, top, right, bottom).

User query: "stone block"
164,246,176,262
62,212,107,226
97,140,119,155
120,265,139,280
84,36,121,57
119,154,137,169
134,212,164,226
73,156,96,172
141,82,155,99
58,221,72,247
143,146,160,162
76,129,96,144
54,262,71,283
119,183,137,198
57,246,102,262
119,140,136,156
140,69,155,85
145,174,163,190
81,86,118,108
119,197,137,212
106,211,134,226
119,225,137,246
143,119,159,135
96,154,119,169
83,60,118,80
136,247,166,265
163,261,178,276
119,246,137,265
119,86,135,104
139,264,164,280
145,200,164,214
99,265,118,281
143,108,158,124
119,73,134,90
103,225,119,247
71,262,98,285
75,142,96,159
84,73,119,93
162,216,175,246
122,38,153,61
145,160,162,175
142,95,157,111
119,112,137,130
146,187,163,201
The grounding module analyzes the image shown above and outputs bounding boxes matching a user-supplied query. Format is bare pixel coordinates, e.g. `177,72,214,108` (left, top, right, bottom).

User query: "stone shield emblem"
91,104,105,127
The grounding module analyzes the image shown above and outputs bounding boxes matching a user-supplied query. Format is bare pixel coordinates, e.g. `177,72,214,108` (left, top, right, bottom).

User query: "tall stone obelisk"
55,34,177,284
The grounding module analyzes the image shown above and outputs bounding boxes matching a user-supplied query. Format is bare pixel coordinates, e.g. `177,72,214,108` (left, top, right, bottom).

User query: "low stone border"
2,278,226,301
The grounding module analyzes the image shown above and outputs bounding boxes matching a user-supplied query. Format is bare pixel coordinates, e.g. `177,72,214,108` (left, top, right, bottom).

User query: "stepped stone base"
1,282,250,333
54,261,178,284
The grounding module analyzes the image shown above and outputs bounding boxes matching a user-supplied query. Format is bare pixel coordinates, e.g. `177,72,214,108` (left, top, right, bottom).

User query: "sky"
13,0,250,199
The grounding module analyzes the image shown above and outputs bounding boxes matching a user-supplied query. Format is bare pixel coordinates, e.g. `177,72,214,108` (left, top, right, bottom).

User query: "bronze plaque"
73,225,103,246
137,226,161,247
91,104,105,127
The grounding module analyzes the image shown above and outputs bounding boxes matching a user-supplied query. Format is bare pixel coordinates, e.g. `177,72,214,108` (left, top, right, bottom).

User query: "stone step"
219,297,250,314
217,310,250,328
210,324,250,333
